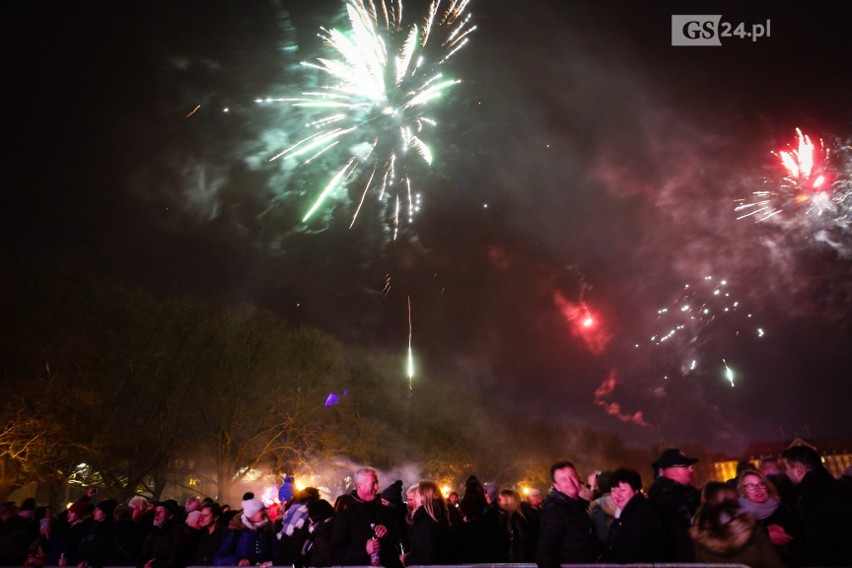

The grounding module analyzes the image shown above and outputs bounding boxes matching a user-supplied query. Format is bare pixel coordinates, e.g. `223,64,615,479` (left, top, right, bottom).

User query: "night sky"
8,0,852,454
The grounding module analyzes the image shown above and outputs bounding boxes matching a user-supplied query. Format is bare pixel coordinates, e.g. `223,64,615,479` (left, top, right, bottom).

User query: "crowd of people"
1,445,850,567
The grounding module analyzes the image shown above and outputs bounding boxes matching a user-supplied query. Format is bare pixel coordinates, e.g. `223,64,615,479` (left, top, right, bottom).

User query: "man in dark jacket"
647,448,701,562
137,501,191,568
192,503,227,566
76,499,134,567
535,460,599,568
329,468,401,568
782,444,852,567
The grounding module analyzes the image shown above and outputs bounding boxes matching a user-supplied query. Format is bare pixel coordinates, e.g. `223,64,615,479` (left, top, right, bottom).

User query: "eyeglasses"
743,482,767,490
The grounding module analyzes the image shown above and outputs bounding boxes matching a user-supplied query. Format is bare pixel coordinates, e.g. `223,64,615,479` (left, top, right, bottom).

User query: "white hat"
241,494,265,518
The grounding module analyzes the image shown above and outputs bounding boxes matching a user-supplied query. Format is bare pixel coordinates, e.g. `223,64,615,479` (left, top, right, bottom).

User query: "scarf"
241,514,268,530
737,495,779,520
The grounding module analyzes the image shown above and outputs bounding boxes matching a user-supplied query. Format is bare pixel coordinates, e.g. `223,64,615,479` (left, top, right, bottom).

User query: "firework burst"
632,275,764,386
261,0,475,234
735,129,852,230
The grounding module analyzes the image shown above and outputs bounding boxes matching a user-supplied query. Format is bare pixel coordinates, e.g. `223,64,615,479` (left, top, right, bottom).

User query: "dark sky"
8,0,852,453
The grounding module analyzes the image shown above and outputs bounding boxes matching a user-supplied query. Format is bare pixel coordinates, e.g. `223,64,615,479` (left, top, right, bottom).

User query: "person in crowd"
496,488,532,562
300,499,336,568
647,448,701,562
519,488,541,560
26,508,61,567
380,480,407,536
737,468,803,565
588,471,616,547
273,486,320,566
127,495,154,561
137,500,192,568
603,468,665,564
192,503,227,566
54,501,93,565
782,444,852,567
75,498,134,567
535,460,599,568
701,481,739,506
760,458,798,509
445,491,463,531
0,499,33,565
447,492,460,508
329,467,401,568
726,460,755,488
184,497,200,520
401,480,453,566
691,490,786,568
214,493,275,567
454,474,504,563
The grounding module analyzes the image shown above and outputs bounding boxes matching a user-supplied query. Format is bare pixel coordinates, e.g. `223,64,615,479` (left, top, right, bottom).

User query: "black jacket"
603,494,666,563
535,489,598,568
794,467,852,567
329,492,401,567
647,476,700,562
405,506,453,565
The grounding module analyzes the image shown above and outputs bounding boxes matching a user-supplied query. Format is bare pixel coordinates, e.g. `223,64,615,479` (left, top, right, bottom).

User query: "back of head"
307,499,334,523
461,477,486,520
701,481,738,505
782,445,822,471
693,499,747,536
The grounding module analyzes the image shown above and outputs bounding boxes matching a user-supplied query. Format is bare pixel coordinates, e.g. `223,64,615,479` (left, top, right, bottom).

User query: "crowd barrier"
33,562,748,568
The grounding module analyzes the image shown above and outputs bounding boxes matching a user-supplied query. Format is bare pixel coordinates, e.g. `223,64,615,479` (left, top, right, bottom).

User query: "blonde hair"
498,489,526,522
417,480,448,524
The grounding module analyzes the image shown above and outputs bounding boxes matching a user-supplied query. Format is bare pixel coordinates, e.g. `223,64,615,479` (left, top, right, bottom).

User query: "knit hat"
96,499,119,518
241,492,265,518
278,477,296,503
381,480,404,507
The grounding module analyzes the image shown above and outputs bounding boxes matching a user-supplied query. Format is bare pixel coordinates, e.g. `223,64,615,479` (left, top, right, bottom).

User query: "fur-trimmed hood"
690,512,755,555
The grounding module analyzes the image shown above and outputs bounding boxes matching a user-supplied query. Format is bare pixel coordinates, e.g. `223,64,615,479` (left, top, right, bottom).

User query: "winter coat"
328,492,402,568
192,523,228,566
213,515,276,566
405,506,453,565
503,511,533,563
691,510,786,568
453,503,506,563
136,520,192,568
301,518,334,568
535,488,599,568
648,475,700,562
75,519,135,567
794,467,852,567
603,494,666,563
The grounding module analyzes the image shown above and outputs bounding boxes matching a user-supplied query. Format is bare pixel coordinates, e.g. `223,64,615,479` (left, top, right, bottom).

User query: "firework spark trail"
735,129,852,231
633,275,764,383
263,0,475,232
722,358,735,387
407,294,414,382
